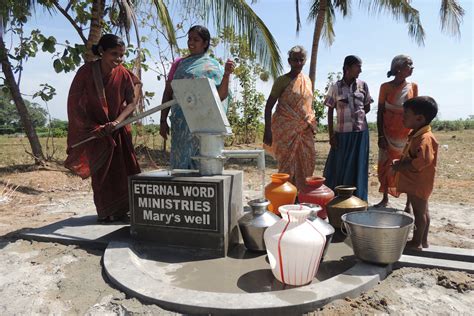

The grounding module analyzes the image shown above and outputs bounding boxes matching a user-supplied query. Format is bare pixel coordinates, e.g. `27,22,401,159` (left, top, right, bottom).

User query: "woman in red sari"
376,55,418,211
65,34,141,222
263,46,316,190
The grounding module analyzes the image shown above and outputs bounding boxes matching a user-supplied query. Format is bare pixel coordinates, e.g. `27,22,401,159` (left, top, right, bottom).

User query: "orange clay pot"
264,173,297,216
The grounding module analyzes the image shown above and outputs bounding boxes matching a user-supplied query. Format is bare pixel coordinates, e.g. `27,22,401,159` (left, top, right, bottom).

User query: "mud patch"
437,271,474,293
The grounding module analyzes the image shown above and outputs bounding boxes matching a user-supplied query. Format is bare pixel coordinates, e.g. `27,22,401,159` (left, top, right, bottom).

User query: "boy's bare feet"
405,240,422,250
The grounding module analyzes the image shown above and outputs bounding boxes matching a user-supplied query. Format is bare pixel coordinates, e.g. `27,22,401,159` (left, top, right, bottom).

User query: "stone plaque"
129,170,243,257
131,180,219,231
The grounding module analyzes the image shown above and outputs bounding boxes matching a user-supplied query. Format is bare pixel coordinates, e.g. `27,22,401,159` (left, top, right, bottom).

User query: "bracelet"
378,135,385,139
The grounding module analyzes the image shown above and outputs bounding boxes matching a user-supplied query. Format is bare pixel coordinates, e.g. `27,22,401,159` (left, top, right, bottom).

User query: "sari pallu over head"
65,61,138,180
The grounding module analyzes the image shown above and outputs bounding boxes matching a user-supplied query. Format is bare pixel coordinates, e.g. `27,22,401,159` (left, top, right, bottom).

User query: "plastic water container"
264,204,326,286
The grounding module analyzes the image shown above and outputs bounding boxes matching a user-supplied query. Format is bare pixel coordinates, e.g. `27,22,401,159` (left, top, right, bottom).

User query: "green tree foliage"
297,0,465,89
219,27,268,145
36,118,68,137
48,118,68,130
431,118,474,131
0,92,47,134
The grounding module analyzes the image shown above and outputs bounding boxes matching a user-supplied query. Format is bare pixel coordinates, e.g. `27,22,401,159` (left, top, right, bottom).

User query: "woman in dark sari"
65,34,141,222
160,25,234,169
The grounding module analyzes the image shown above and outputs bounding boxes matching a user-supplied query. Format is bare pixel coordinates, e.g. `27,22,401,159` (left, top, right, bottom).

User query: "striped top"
325,79,373,133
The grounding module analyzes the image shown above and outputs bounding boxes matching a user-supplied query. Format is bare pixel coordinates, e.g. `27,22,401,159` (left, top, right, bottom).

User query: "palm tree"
184,0,282,78
49,0,282,77
84,0,106,62
296,0,465,90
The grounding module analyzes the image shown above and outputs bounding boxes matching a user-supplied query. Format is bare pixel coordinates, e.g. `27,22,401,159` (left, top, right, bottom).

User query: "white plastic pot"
264,204,326,286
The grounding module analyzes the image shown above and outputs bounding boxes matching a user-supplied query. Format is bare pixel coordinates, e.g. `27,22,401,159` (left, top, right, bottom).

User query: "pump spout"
221,149,266,171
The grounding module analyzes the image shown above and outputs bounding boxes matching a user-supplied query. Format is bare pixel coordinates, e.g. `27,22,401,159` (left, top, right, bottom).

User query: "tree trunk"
84,0,105,62
308,0,328,91
0,36,45,163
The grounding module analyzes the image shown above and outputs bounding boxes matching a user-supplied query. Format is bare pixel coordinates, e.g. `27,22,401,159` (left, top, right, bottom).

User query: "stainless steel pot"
341,210,414,264
238,198,280,252
300,203,335,260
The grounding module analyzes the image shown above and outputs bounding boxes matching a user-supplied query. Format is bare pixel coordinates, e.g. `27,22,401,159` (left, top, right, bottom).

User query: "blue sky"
14,0,473,122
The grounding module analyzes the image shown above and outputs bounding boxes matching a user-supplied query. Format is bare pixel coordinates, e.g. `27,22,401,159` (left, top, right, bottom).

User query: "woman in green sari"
160,25,234,169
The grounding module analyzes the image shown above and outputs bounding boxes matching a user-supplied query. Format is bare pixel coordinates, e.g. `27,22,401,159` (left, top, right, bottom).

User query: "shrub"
0,126,16,134
431,119,474,131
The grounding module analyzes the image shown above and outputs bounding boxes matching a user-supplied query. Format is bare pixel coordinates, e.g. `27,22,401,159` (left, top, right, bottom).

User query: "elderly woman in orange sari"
263,46,316,190
376,55,418,210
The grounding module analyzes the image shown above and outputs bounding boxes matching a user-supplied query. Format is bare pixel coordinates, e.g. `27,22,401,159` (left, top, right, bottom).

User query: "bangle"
378,135,385,139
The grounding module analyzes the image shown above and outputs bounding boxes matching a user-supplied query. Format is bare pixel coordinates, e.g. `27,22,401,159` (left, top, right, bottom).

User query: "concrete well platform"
103,237,391,315
18,214,129,249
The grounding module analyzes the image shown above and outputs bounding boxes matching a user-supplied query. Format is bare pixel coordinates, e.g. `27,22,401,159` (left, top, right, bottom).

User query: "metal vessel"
341,210,414,264
238,199,280,251
326,185,368,228
300,203,336,260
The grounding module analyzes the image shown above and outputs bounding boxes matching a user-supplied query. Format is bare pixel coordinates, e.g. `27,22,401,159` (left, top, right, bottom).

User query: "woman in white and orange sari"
263,46,316,190
376,55,418,210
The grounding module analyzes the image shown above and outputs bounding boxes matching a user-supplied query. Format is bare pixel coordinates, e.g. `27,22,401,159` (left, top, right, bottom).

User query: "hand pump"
71,99,177,149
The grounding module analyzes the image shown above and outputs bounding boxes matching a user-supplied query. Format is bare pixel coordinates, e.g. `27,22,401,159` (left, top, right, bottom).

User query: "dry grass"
1,129,473,204
313,129,474,204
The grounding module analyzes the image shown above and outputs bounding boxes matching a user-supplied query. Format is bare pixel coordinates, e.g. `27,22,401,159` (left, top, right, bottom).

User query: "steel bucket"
341,211,414,264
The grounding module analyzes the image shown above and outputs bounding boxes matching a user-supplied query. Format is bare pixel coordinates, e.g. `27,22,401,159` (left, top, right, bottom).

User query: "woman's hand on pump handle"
94,120,119,138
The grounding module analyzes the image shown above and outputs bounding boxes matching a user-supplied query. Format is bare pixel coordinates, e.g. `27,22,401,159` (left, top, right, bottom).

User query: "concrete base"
18,214,129,249
18,196,473,314
396,255,474,273
403,245,474,262
398,245,474,273
103,238,391,315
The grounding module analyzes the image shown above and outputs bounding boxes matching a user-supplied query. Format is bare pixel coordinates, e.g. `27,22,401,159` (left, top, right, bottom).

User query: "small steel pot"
238,198,280,251
300,203,335,260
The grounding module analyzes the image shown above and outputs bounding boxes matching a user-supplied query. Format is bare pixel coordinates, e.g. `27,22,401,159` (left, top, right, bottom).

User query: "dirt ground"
0,130,473,315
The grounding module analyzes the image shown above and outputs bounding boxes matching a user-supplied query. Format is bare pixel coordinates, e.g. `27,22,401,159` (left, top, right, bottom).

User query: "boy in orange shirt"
392,96,438,249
